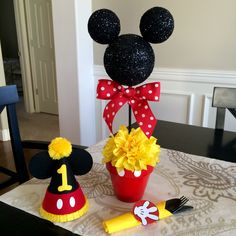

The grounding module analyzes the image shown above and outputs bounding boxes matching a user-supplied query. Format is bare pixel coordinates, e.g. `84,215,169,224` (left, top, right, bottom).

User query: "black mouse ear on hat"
88,9,120,44
29,151,53,179
139,7,174,44
69,149,93,176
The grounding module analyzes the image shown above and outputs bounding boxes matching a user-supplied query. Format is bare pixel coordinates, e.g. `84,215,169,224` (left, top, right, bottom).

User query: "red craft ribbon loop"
96,79,160,138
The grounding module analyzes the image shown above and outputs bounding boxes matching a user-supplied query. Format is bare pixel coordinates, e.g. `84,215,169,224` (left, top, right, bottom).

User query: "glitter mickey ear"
139,7,174,44
88,9,120,44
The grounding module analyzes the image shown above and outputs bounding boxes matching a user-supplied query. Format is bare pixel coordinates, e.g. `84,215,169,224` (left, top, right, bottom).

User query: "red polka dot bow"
97,79,160,138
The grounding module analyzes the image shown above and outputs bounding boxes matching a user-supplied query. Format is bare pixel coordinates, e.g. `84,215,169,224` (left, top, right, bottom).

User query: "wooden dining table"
0,120,236,235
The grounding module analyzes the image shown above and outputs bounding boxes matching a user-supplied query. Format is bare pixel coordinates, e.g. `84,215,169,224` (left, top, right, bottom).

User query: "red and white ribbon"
96,79,160,138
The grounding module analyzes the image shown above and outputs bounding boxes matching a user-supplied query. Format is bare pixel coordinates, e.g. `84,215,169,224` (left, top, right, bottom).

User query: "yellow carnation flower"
48,137,72,160
102,126,160,172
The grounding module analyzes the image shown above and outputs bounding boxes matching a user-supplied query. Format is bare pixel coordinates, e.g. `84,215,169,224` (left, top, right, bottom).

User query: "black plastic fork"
165,196,193,214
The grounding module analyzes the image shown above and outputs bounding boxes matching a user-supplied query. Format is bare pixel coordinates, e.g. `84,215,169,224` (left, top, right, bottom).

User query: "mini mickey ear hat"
29,137,93,222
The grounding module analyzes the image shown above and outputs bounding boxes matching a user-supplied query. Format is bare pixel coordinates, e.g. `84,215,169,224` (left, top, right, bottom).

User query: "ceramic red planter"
106,162,154,202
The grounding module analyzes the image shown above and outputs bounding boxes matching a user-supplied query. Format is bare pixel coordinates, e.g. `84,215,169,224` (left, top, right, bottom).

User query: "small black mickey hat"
29,137,93,222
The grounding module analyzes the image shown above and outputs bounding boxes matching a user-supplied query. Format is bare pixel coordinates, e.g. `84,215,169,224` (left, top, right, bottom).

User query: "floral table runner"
0,139,236,236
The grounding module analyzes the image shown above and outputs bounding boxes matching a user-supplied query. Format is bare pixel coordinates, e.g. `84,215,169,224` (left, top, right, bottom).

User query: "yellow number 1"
57,164,72,192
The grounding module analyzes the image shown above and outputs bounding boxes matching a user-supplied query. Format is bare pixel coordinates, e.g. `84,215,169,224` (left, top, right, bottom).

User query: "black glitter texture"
88,9,120,44
104,34,155,86
140,7,174,44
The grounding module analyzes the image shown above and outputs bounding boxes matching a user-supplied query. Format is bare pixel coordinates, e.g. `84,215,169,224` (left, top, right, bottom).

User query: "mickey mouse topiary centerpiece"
88,7,174,202
29,137,93,222
88,7,174,86
88,7,174,137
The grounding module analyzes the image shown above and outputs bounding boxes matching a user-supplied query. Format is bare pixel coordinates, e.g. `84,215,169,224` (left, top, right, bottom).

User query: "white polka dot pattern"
69,197,75,207
96,79,161,138
56,199,63,209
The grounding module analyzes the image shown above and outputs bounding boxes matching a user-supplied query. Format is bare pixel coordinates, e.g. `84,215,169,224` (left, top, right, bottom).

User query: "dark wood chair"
210,87,236,161
0,85,87,190
212,87,236,130
0,85,31,189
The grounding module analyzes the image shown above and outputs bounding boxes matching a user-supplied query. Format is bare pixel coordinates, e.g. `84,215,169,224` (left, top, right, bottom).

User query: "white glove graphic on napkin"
134,200,159,225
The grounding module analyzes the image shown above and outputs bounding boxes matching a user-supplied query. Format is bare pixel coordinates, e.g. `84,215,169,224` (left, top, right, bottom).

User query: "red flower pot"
106,162,154,202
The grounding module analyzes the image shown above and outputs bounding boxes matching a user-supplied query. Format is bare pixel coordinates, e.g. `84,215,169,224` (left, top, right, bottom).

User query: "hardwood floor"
0,141,18,195
0,141,40,195
0,99,59,195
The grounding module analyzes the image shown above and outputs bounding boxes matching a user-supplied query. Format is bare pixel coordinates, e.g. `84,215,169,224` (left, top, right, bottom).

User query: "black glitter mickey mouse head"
88,7,174,86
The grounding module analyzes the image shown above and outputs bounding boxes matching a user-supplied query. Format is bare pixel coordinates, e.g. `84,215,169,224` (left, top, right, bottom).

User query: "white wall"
52,0,96,146
0,42,10,141
93,0,236,71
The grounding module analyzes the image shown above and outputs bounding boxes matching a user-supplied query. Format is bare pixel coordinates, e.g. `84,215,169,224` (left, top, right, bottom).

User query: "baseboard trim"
0,129,10,141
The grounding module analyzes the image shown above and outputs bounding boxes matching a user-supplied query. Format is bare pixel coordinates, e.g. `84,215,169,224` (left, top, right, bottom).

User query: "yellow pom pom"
48,137,72,160
102,125,160,172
